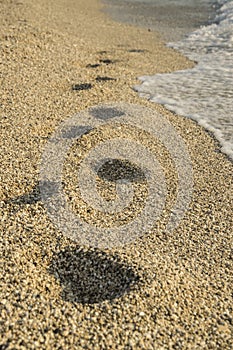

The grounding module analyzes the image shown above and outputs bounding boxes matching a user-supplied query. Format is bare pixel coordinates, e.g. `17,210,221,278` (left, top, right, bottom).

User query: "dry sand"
0,0,233,349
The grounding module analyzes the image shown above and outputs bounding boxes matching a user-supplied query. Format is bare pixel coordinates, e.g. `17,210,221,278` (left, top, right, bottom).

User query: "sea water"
104,0,215,42
135,0,233,160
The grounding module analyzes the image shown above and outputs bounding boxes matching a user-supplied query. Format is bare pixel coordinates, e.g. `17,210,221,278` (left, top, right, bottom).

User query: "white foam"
135,0,233,160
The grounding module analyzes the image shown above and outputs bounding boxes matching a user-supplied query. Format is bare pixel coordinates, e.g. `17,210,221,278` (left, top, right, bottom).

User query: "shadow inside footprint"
49,247,140,304
72,83,92,91
4,182,41,207
95,76,116,82
99,59,115,65
128,49,147,53
96,159,145,183
89,106,125,120
86,63,101,68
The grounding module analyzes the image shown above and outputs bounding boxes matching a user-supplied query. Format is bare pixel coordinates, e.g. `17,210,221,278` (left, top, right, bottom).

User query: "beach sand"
1,0,233,349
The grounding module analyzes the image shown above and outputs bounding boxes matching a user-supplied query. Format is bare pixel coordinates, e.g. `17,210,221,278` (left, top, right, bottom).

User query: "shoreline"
103,0,217,42
1,0,233,349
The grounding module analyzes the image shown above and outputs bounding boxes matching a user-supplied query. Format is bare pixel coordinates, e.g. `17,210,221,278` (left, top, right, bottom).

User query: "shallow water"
104,0,216,41
135,0,233,160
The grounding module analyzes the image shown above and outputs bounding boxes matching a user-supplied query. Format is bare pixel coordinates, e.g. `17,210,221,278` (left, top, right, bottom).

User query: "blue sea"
134,0,233,160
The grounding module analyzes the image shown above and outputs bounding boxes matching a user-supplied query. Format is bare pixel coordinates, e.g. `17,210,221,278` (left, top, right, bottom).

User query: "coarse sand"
0,0,233,349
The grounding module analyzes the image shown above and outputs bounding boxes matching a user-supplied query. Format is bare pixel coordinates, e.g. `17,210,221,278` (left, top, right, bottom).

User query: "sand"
0,0,233,349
